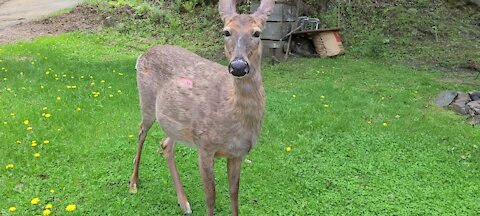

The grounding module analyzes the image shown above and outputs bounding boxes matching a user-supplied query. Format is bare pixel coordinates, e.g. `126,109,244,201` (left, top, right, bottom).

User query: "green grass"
1,32,479,215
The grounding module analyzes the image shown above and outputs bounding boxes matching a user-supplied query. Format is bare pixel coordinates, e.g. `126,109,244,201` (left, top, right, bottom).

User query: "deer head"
219,0,275,77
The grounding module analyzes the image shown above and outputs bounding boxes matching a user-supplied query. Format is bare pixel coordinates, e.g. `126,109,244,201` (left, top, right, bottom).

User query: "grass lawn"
1,32,479,215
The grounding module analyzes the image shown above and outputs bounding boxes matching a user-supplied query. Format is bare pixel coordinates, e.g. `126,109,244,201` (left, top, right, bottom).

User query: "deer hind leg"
161,137,192,215
227,157,243,216
129,118,154,193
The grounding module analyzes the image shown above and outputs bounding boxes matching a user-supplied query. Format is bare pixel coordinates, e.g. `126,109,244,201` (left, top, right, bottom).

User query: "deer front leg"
227,157,243,216
198,149,216,216
161,137,192,215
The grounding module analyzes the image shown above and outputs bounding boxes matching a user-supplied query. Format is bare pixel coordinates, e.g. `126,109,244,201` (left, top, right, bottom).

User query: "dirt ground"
0,2,103,44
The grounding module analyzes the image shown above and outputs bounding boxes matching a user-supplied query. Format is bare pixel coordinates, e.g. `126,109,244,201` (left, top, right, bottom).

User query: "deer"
128,0,275,215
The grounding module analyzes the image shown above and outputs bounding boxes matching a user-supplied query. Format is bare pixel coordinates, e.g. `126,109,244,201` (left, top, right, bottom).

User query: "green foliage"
0,33,479,215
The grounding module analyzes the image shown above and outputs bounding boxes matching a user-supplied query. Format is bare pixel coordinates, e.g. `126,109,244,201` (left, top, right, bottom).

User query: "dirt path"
0,0,81,29
0,1,104,44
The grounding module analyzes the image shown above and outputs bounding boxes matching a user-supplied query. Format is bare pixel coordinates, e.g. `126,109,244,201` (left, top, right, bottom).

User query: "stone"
434,91,458,108
469,91,480,101
449,92,472,115
466,101,480,125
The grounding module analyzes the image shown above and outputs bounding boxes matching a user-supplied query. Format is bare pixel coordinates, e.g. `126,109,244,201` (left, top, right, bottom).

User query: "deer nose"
228,58,249,77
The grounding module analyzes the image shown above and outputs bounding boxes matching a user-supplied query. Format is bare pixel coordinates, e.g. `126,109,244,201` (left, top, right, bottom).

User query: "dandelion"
92,91,100,97
117,90,122,93
56,97,61,101
101,80,106,83
76,107,81,112
16,140,21,144
108,86,112,89
31,61,35,65
45,203,53,209
45,71,50,75
292,94,296,98
43,140,50,144
32,140,38,147
44,113,51,118
43,106,48,110
323,104,329,108
10,112,15,116
5,163,14,169
65,204,76,212
80,76,85,79
320,95,325,99
383,122,388,127
50,189,55,193
31,197,41,205
3,77,7,81
8,207,16,212
41,85,45,89
128,134,134,138
109,94,113,97
23,119,29,125
286,146,292,152
44,57,48,60
34,153,41,158
27,126,33,131
43,209,51,216
90,82,95,86
42,113,46,117
118,73,124,76
367,120,372,125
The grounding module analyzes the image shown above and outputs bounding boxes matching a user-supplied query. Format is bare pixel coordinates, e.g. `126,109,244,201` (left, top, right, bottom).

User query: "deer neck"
230,56,265,132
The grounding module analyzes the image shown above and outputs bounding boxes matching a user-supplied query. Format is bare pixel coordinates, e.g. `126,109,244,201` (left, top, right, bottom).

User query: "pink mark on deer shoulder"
178,78,193,89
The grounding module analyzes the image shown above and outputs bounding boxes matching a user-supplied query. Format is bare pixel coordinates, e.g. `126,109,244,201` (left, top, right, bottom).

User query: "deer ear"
219,0,238,22
253,0,275,25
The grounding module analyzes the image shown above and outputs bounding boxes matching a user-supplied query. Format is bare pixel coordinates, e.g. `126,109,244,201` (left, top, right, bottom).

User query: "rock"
466,101,480,115
434,91,458,108
449,92,471,115
466,101,480,125
469,91,480,101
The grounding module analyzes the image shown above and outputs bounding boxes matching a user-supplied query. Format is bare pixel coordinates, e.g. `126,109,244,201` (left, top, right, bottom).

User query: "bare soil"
0,4,104,44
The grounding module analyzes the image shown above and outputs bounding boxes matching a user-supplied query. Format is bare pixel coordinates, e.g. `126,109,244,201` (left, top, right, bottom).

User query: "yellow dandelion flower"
118,73,124,76
41,85,45,89
50,189,55,193
43,209,51,216
320,95,325,99
31,61,35,65
108,86,112,89
44,57,48,60
27,126,33,131
323,104,329,108
10,112,15,116
34,153,41,158
90,82,95,86
56,97,61,101
5,163,14,169
3,121,7,125
286,146,292,152
31,197,40,205
16,140,21,144
45,71,50,75
117,90,122,93
76,107,81,112
383,122,388,127
54,77,59,81
101,80,106,83
80,76,85,79
3,77,7,81
128,134,134,138
43,106,48,110
44,113,51,118
8,207,16,212
42,113,46,117
62,74,67,78
32,142,38,147
23,119,29,125
45,203,53,209
367,120,372,125
109,94,113,97
43,140,50,144
292,94,296,98
65,204,76,212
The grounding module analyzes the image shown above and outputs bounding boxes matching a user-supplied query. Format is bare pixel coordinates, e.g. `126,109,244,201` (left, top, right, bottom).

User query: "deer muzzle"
228,57,250,77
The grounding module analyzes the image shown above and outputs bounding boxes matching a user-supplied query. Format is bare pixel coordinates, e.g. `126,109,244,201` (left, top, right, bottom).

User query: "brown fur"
129,0,275,215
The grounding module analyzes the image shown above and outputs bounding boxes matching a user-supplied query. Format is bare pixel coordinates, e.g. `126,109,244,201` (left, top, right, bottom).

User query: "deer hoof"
129,183,138,194
179,201,192,215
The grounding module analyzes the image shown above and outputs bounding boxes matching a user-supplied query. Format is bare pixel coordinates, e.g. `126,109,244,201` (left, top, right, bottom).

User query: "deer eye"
253,31,261,38
223,30,231,37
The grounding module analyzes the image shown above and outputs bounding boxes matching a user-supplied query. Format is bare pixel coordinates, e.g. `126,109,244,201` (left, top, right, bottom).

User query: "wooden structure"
251,0,297,61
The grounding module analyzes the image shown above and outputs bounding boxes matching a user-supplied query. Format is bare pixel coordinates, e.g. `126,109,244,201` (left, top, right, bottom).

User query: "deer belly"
156,112,195,147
